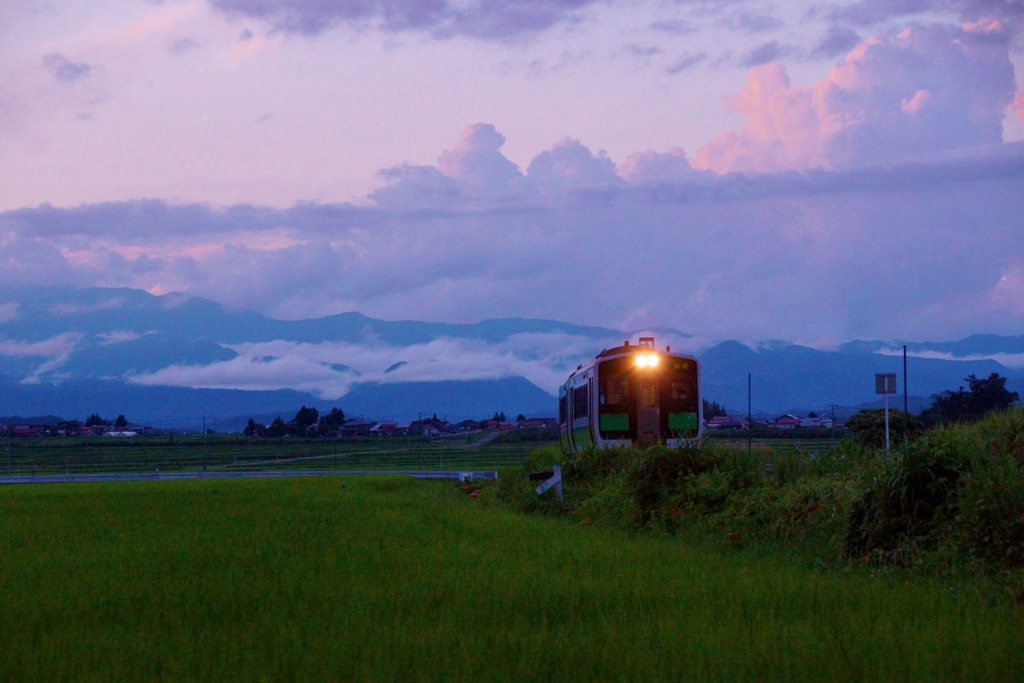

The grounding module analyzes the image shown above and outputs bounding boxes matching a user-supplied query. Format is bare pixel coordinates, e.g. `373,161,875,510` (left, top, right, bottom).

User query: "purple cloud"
666,51,708,74
738,40,795,66
811,26,862,58
208,0,601,39
824,0,1024,29
42,53,91,83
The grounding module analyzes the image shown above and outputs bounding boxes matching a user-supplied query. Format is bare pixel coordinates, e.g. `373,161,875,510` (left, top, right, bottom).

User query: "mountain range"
0,286,1021,425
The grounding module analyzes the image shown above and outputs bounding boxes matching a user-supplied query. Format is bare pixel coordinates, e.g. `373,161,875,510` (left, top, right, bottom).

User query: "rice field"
0,475,1020,682
0,433,542,475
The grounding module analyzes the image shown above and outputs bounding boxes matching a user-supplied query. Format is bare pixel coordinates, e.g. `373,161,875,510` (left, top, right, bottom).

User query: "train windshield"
598,357,635,439
661,357,699,436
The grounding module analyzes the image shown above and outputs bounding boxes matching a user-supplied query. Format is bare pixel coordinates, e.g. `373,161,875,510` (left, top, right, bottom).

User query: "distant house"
340,420,376,437
408,421,440,437
10,425,42,438
773,414,802,429
370,423,399,436
517,417,558,429
707,415,748,430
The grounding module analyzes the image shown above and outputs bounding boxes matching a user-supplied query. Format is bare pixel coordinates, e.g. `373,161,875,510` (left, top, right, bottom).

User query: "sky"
1,0,1023,346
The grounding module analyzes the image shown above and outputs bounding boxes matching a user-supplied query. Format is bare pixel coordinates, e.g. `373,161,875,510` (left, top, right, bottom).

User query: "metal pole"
203,416,207,470
747,373,752,457
884,392,890,456
903,345,909,448
830,404,836,447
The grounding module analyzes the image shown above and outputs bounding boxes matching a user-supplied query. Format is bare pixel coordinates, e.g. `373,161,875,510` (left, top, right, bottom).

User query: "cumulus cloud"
41,53,91,83
616,147,700,185
696,22,1017,173
525,138,625,194
207,0,601,40
436,123,524,195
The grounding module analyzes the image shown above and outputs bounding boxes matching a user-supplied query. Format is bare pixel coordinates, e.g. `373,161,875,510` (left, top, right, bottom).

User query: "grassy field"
0,433,552,475
0,475,1021,681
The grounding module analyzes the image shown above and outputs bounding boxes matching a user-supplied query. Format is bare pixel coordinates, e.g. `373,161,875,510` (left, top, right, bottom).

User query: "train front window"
661,358,699,435
639,379,656,408
598,357,635,439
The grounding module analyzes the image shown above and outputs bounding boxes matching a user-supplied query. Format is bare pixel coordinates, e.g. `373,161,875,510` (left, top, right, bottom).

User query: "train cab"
559,337,702,452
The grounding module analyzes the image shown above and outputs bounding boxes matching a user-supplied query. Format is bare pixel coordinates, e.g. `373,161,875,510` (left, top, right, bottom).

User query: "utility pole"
747,373,752,457
829,404,837,447
202,416,207,470
903,345,909,452
6,427,10,475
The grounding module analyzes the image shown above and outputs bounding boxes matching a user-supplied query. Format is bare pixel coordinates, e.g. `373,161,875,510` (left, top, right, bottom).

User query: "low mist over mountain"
0,286,1021,423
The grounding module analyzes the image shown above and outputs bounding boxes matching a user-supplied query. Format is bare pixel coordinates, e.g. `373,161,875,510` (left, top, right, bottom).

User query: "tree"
702,399,727,419
922,373,1020,425
85,414,107,427
115,414,127,429
492,412,507,423
244,418,265,437
294,406,319,428
516,413,526,423
267,416,287,438
808,411,818,418
318,408,345,436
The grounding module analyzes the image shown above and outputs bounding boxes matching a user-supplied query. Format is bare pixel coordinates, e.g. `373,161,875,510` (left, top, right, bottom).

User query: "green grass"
0,434,540,475
0,476,1021,681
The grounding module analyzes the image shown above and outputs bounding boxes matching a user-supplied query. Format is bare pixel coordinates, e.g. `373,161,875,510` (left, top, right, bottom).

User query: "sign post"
875,373,897,456
530,465,563,502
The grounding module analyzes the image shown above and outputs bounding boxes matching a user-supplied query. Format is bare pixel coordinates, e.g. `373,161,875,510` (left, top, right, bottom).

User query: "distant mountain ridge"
0,285,1020,422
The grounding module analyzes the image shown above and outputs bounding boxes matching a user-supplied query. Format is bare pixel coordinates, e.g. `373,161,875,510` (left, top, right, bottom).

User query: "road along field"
0,475,1020,682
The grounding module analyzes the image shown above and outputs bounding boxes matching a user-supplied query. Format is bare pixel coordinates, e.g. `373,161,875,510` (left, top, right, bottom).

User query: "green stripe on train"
669,412,698,430
599,413,629,431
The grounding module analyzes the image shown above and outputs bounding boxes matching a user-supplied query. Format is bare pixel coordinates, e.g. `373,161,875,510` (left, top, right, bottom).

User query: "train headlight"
636,355,648,367
647,354,659,367
636,354,658,368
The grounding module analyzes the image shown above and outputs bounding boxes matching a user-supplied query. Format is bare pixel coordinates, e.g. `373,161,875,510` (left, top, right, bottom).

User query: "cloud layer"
2,18,1022,347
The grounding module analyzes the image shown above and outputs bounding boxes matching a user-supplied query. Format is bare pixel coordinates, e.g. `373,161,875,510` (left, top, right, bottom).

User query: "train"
558,337,702,452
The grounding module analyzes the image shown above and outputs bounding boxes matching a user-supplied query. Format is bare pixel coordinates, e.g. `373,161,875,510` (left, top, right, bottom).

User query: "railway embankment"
495,406,1024,596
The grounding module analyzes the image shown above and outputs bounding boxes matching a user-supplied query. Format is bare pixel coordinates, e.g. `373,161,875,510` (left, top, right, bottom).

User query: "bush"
845,409,922,448
846,408,1024,569
497,408,1024,582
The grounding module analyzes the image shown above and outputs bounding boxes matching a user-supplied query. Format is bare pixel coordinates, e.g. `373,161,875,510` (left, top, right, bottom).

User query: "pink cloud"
1013,91,1024,121
696,22,1017,174
437,123,523,195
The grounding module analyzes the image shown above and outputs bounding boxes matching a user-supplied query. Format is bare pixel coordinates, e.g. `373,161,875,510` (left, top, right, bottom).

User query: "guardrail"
0,469,499,486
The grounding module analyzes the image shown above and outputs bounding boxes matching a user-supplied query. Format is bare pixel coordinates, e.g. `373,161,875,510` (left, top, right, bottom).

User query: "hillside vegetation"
498,407,1024,594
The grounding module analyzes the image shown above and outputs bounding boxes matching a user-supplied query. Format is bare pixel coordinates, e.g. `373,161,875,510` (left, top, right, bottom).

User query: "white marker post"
875,373,897,456
533,465,563,502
